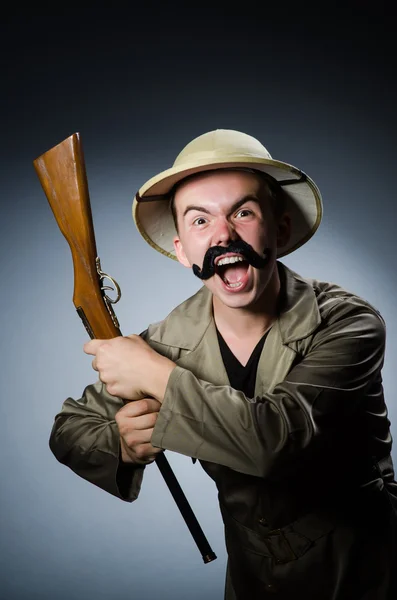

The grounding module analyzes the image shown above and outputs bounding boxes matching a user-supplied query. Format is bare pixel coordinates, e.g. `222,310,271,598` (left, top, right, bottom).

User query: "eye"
192,216,208,226
235,208,253,218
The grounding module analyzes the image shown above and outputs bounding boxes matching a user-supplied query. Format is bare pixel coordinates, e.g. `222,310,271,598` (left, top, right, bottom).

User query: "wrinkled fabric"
49,262,397,599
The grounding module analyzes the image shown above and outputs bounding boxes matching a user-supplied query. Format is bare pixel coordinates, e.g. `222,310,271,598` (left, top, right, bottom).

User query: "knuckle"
116,421,126,436
98,342,111,357
97,344,105,356
116,418,129,437
125,431,138,448
115,407,127,423
138,399,149,413
149,413,158,427
134,446,146,460
116,402,132,416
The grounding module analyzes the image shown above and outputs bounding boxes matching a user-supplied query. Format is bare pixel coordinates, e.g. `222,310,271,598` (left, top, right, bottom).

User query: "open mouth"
215,255,250,288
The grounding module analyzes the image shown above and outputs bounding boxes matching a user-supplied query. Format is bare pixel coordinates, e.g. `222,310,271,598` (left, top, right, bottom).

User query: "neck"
212,263,281,340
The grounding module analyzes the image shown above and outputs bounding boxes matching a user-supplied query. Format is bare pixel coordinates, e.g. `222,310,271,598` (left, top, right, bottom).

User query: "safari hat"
132,129,322,259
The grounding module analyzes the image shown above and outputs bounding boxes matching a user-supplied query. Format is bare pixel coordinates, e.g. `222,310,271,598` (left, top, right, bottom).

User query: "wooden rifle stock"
33,132,216,564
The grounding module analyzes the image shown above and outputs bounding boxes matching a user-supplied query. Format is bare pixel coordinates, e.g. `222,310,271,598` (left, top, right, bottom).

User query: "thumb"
83,339,106,355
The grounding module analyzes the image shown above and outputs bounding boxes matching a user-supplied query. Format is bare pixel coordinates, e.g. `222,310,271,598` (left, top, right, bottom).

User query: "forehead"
173,169,267,206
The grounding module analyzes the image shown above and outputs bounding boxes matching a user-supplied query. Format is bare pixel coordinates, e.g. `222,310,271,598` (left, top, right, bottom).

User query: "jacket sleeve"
49,325,174,501
49,379,145,502
151,299,386,478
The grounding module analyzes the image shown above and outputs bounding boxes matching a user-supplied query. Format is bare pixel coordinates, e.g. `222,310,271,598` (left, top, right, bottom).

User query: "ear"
276,213,291,249
173,236,192,268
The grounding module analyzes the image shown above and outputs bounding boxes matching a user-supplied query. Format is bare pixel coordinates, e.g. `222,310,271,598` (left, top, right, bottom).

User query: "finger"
126,334,140,342
118,411,158,433
132,412,159,431
83,339,107,355
120,437,161,465
132,442,163,463
116,398,161,418
122,427,156,447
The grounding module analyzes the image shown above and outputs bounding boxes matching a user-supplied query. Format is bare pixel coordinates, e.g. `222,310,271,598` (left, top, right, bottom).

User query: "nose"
213,217,237,246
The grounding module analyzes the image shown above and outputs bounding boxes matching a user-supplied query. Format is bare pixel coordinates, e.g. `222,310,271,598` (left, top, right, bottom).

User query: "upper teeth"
217,256,244,267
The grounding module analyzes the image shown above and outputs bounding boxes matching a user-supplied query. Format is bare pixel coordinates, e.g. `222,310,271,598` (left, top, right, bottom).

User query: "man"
50,129,397,599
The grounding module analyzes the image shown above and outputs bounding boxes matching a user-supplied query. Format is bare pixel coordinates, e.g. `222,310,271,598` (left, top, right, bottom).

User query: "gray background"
1,7,396,599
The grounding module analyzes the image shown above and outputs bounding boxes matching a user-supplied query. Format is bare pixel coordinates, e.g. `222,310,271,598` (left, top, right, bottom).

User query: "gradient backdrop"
1,8,396,600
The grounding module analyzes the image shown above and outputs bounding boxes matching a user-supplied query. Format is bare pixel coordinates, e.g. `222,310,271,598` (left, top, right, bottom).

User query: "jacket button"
266,583,278,593
258,517,268,526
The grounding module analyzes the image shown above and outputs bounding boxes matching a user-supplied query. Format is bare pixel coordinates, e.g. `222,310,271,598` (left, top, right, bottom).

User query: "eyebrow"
182,195,261,218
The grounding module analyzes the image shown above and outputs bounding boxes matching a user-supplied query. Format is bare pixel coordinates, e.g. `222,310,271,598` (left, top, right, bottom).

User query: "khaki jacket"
50,262,397,599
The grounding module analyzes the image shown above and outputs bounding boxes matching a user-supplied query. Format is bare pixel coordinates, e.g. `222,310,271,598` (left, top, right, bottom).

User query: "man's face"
172,170,290,310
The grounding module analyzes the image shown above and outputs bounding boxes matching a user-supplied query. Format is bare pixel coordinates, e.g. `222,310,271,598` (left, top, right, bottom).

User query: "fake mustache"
192,241,271,280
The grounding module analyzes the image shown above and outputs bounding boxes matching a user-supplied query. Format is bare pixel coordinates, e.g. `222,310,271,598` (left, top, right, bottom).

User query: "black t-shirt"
216,329,269,399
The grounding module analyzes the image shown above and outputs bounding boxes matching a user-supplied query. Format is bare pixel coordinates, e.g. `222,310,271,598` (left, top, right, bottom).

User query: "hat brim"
132,155,322,260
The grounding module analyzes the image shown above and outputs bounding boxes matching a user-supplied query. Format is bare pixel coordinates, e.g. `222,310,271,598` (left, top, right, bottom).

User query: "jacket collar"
149,261,321,350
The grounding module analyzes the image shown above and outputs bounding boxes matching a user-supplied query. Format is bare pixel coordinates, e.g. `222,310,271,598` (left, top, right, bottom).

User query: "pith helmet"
132,129,322,259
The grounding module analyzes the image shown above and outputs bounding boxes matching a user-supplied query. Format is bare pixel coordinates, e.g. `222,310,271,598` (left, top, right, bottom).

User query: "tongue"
222,264,248,284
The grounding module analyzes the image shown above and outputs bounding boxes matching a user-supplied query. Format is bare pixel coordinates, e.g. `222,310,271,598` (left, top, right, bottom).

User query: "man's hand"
83,335,176,402
115,398,162,465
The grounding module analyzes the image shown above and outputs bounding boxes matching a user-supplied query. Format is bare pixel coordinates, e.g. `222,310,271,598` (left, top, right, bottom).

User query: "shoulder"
303,274,386,348
139,285,213,355
310,276,384,326
279,262,386,350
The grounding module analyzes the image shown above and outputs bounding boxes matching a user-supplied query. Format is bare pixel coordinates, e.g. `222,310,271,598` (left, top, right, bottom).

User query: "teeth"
227,281,243,288
217,256,244,267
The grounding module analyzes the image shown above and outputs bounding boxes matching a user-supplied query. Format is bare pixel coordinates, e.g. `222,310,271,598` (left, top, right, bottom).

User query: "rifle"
33,132,216,564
